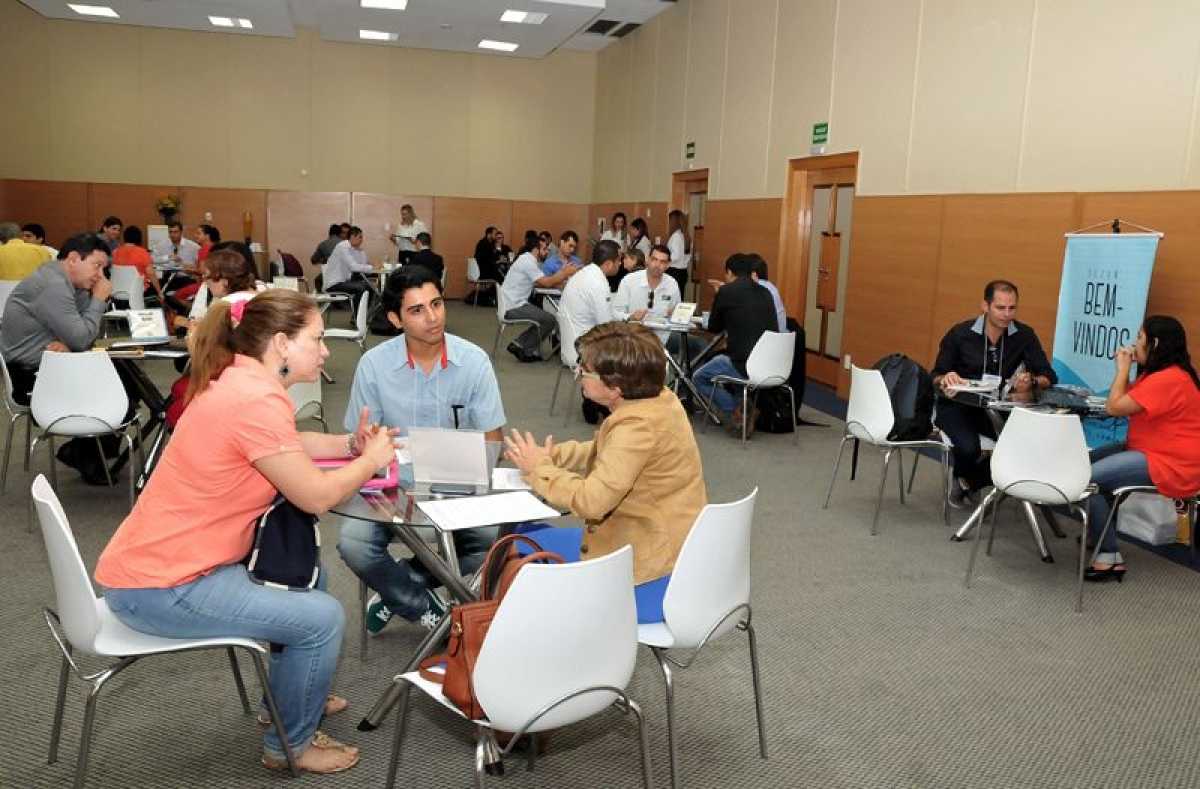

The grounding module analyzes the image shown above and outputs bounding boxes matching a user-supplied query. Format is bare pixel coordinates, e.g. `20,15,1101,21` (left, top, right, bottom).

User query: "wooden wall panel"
0,179,90,249
841,196,944,395
267,191,352,285
702,198,782,310
351,194,435,269
89,183,178,241
1079,191,1200,331
180,187,269,277
432,197,512,298
510,201,589,255
933,193,1078,364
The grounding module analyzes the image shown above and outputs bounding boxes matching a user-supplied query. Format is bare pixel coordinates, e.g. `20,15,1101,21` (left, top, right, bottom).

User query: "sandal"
257,694,348,728
262,730,360,774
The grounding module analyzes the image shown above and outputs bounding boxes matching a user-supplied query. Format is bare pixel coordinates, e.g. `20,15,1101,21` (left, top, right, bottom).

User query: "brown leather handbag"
419,534,564,719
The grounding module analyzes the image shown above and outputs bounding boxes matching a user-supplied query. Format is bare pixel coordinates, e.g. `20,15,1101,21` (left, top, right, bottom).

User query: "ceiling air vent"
585,19,618,35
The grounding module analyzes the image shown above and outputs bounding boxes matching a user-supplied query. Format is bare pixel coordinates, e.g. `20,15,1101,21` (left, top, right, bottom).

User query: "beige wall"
0,2,596,203
594,0,1200,199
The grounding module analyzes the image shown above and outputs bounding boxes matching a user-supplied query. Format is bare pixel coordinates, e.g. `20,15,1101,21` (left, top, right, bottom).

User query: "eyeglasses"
573,367,601,381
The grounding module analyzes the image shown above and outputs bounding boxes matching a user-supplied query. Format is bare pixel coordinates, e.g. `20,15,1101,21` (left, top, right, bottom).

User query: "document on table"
416,491,557,531
490,467,531,491
945,380,999,393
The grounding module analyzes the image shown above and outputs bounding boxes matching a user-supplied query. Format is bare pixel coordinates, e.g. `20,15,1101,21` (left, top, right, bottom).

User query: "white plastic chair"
549,302,583,424
31,475,296,788
324,291,369,354
638,489,766,789
963,408,1094,611
287,378,326,431
490,285,540,358
29,351,138,510
0,348,32,492
823,365,952,534
467,257,495,305
102,267,145,333
1087,486,1200,603
0,279,19,324
701,331,798,449
385,545,652,789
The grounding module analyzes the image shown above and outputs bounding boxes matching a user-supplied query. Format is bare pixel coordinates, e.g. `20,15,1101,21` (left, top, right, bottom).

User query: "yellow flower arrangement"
155,194,182,215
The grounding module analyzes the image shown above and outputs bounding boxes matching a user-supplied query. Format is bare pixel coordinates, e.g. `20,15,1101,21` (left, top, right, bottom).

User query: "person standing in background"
666,210,692,293
390,204,428,264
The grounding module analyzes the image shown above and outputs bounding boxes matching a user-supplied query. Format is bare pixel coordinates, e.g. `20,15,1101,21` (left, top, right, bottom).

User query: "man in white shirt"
324,226,376,318
151,221,201,269
500,237,578,362
613,243,680,341
666,209,692,293
560,239,622,422
390,204,428,262
749,254,787,332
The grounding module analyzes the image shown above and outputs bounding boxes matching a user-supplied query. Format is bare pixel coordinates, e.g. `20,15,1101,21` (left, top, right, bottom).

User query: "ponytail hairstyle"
1140,315,1200,389
186,289,317,403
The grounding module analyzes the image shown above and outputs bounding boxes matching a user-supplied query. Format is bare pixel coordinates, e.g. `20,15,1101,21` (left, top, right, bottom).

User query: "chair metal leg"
906,449,920,494
359,579,369,660
48,653,72,764
896,451,906,505
822,436,851,509
965,490,1001,587
1021,502,1053,563
741,620,769,759
1,414,16,493
871,450,894,536
73,679,104,789
225,648,251,715
23,414,32,472
787,385,799,446
549,364,565,415
739,387,749,450
491,324,503,358
628,698,655,789
650,647,680,789
249,650,297,777
385,682,415,789
1189,497,1198,566
1076,507,1091,613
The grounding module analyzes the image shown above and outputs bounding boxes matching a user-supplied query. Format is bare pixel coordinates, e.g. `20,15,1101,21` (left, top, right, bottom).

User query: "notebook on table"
109,309,170,348
406,427,498,496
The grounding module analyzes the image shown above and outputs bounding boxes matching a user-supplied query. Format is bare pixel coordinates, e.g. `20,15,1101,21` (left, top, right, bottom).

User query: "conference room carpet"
3,299,1197,788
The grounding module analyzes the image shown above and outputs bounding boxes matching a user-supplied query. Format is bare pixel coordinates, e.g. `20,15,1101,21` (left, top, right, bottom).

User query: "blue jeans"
692,354,743,416
1086,443,1153,555
104,563,345,761
337,522,496,620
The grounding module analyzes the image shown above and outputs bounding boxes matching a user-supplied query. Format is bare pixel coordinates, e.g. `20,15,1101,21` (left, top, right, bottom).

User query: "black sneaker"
949,479,978,509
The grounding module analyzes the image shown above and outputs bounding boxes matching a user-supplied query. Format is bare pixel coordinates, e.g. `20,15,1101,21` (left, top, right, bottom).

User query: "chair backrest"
0,280,18,320
0,348,26,415
287,378,322,419
845,365,896,443
554,301,580,368
495,282,511,320
109,266,144,308
31,351,129,433
744,331,794,387
353,292,370,335
660,489,757,648
467,257,481,283
474,546,636,732
32,475,103,651
991,408,1091,504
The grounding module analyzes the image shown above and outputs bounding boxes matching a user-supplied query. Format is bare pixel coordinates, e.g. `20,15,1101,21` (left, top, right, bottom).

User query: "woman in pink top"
1085,315,1200,582
95,289,395,775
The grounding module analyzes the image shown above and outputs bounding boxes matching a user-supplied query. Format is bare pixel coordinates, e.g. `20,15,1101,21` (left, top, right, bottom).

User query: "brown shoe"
263,730,360,774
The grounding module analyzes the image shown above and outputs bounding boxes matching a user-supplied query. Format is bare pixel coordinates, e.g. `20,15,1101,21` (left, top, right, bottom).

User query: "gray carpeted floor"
3,300,1199,788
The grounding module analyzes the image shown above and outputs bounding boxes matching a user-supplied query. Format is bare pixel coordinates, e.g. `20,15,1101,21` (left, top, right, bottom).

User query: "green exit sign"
812,122,829,145
685,141,695,160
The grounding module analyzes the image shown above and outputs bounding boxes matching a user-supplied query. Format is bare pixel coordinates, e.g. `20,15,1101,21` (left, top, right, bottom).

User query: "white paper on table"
946,380,999,393
491,467,531,491
394,447,412,465
416,491,557,531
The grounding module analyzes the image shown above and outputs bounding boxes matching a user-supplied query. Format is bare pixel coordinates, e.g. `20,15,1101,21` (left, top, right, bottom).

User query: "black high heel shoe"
1083,563,1127,583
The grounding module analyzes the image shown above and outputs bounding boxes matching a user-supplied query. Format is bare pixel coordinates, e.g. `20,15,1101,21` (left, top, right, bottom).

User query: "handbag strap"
492,550,565,600
477,533,547,601
418,653,450,684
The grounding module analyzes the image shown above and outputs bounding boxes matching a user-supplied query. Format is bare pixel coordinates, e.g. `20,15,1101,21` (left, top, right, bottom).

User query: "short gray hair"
0,222,21,242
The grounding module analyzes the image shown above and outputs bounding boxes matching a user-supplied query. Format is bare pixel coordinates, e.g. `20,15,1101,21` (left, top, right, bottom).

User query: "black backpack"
871,354,934,441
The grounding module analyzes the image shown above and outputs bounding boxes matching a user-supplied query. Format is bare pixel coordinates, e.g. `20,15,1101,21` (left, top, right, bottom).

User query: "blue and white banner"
1052,233,1159,447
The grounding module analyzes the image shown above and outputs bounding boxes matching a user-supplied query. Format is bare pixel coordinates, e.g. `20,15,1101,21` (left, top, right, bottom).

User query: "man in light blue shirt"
750,254,788,332
338,267,506,634
542,229,583,277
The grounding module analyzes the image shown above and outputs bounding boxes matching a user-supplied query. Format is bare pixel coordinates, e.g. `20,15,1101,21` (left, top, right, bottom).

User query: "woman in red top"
1085,315,1200,581
111,225,162,302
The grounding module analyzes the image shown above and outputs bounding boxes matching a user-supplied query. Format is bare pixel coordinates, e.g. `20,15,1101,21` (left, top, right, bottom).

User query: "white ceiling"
19,0,674,58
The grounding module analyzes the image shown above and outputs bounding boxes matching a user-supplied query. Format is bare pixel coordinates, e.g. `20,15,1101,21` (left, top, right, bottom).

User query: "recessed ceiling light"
361,0,407,9
209,16,234,27
67,4,119,17
360,29,399,41
479,40,519,52
237,18,253,29
501,10,547,25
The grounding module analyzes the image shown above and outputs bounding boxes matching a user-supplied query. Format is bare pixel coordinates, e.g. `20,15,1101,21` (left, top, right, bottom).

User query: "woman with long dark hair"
1084,315,1200,581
